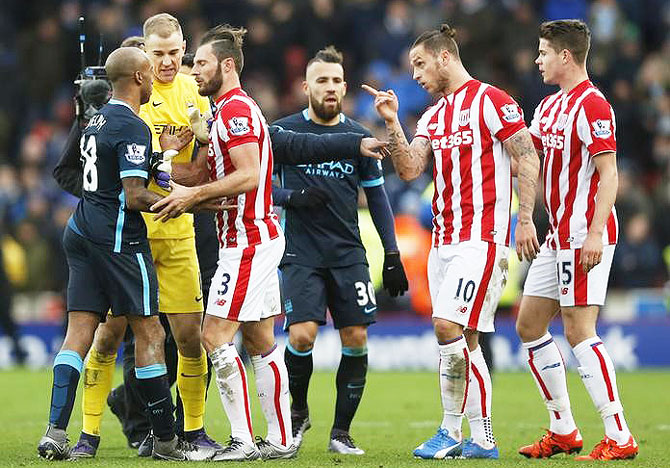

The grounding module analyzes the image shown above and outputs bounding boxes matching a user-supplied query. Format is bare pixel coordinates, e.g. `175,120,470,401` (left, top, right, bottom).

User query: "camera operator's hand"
159,126,194,153
150,152,171,190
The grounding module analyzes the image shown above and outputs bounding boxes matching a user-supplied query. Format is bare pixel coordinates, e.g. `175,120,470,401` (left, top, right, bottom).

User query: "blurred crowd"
0,0,668,301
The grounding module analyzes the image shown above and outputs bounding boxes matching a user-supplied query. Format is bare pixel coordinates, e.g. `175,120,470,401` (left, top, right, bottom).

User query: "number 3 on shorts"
354,281,376,307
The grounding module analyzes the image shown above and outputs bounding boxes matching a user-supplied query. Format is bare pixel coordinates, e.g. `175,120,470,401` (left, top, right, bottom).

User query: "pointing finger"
361,84,380,96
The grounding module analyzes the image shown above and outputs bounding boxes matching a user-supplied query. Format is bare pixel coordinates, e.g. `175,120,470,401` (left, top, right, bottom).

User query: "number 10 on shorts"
454,277,476,302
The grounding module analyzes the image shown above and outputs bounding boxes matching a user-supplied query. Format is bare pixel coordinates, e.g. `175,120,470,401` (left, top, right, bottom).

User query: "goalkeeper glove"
285,187,331,209
382,251,408,297
188,105,212,145
149,150,177,189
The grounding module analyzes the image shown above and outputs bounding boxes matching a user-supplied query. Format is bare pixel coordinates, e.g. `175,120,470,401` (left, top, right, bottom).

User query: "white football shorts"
206,235,285,322
523,242,615,307
428,239,509,333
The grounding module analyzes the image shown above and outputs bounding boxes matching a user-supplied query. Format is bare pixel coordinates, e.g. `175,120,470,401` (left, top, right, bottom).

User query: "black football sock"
332,348,368,434
284,342,313,412
135,365,175,442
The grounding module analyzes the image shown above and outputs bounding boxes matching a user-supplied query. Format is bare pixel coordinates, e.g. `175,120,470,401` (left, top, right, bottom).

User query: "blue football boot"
413,427,462,459
462,438,499,459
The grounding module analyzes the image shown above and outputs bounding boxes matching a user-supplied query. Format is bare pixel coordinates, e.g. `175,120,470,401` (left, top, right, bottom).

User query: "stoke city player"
516,19,637,461
152,24,295,461
365,24,541,459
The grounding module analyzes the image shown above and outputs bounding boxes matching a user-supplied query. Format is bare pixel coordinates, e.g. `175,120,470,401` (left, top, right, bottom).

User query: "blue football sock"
49,350,84,429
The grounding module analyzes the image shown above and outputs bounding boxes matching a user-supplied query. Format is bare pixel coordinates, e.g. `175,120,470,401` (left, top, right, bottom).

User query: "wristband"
163,149,178,161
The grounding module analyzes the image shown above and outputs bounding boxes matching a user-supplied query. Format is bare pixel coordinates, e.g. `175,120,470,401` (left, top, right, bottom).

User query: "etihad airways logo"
297,160,354,179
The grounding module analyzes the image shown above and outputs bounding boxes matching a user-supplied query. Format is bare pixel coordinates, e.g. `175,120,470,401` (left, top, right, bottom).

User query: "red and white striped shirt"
209,87,281,249
415,79,526,247
529,80,618,250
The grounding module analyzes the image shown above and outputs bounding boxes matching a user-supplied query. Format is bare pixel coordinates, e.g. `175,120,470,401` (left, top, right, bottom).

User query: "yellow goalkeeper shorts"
150,237,204,314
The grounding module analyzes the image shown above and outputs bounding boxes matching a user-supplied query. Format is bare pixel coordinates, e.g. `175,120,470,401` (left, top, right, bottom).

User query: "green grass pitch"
2,368,669,467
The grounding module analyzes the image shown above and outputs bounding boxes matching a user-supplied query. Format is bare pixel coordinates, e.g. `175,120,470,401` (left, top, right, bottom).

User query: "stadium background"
0,0,668,371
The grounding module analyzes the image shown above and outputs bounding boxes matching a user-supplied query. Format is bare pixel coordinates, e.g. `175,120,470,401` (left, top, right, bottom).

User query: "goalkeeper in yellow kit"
70,14,220,457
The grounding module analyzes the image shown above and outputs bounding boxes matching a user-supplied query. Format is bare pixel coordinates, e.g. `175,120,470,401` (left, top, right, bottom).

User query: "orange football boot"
519,429,583,458
575,436,638,461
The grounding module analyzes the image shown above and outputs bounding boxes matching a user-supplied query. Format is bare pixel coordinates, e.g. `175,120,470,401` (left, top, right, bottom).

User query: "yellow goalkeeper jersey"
140,73,210,239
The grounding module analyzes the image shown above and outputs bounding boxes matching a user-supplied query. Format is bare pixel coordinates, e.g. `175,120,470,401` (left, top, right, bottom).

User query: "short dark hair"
539,19,591,65
412,24,460,59
306,45,343,69
200,24,247,73
181,52,194,68
120,36,145,49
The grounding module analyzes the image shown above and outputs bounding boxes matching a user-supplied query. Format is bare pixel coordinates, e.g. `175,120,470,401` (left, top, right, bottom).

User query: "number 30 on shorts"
354,281,376,306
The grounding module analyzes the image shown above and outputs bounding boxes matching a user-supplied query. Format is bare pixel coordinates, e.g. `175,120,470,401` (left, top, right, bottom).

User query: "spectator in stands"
613,212,667,288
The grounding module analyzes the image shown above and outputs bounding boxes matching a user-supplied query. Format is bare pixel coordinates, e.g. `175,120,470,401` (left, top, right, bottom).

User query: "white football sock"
209,343,254,445
251,344,293,448
523,333,577,435
465,346,495,449
573,336,631,445
438,336,468,440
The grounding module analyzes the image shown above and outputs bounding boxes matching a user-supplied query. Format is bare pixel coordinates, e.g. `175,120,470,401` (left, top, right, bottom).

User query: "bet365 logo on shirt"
542,133,565,150
431,130,473,150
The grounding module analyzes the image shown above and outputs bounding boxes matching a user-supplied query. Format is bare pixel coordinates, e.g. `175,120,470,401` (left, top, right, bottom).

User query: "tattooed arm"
383,116,432,180
362,84,432,181
503,129,541,261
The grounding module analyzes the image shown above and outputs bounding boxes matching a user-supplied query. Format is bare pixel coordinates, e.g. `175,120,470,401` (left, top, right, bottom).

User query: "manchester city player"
37,47,217,462
274,46,408,455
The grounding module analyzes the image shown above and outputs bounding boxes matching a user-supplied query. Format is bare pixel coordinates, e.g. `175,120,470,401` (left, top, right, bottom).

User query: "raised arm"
269,126,386,164
503,129,541,261
362,84,431,180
